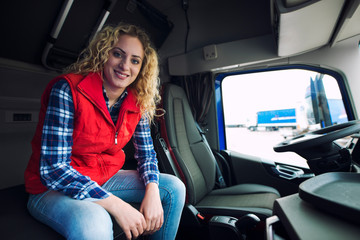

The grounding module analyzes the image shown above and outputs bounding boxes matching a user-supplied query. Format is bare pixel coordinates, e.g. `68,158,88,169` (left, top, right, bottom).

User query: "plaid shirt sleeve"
39,79,110,200
133,116,160,185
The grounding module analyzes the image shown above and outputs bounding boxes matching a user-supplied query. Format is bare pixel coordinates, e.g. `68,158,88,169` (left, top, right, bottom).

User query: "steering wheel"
274,120,360,174
274,120,360,153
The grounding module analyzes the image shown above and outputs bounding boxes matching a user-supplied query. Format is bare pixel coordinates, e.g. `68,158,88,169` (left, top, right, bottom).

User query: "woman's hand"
140,182,164,235
95,194,147,240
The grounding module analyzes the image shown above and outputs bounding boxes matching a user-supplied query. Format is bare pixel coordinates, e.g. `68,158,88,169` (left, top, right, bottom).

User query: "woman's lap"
27,170,185,240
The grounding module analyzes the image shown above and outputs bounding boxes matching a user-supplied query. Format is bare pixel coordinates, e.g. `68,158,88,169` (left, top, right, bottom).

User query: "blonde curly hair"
66,23,161,121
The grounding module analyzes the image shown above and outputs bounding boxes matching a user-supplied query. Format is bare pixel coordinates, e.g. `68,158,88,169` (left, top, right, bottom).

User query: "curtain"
171,72,213,128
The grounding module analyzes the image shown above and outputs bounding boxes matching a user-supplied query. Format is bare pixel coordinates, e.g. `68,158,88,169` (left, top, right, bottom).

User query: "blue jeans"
27,170,186,240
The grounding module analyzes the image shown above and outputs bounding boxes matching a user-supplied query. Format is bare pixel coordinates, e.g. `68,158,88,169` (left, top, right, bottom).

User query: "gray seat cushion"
196,184,280,219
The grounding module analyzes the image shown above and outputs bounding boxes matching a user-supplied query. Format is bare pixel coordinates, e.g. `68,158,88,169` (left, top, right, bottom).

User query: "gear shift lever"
236,214,261,235
209,214,261,240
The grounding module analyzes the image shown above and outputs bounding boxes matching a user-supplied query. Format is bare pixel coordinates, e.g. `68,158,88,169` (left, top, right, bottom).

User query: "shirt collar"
102,87,128,111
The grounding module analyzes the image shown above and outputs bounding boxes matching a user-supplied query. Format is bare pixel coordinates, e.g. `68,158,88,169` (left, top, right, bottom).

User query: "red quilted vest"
24,73,141,194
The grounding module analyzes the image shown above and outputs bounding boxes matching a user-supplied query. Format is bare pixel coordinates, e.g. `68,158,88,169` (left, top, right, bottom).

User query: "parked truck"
248,108,297,131
248,97,347,134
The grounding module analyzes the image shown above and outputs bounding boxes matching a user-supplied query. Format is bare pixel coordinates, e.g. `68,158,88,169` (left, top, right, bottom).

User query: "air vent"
5,111,38,123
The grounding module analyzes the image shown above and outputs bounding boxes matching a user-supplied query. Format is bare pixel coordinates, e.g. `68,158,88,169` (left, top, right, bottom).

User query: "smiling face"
103,34,144,98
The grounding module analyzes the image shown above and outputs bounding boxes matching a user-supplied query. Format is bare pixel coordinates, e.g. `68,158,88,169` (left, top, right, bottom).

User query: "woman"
24,23,186,240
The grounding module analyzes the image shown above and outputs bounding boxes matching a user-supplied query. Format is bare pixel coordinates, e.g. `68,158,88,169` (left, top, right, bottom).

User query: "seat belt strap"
195,123,227,188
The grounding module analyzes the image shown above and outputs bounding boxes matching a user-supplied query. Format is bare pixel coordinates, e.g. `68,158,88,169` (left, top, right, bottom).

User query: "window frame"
215,64,356,151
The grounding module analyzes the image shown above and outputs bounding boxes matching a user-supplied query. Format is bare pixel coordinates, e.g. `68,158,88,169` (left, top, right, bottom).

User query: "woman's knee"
28,191,114,240
159,174,186,203
65,201,114,240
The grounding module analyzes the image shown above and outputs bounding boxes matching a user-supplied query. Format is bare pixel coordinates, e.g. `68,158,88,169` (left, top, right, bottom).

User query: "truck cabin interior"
1,0,360,240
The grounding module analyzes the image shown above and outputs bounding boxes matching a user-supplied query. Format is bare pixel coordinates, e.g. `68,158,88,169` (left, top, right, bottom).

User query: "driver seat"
159,83,280,220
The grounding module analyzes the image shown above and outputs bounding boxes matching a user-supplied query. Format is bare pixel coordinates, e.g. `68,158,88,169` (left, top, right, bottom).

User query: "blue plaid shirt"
40,79,159,200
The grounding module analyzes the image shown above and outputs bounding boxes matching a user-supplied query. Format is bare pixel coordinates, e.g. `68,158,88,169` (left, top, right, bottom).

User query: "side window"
219,68,350,168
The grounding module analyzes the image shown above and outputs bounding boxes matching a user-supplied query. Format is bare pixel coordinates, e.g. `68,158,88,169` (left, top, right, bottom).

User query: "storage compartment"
272,0,346,56
299,172,360,224
42,0,173,70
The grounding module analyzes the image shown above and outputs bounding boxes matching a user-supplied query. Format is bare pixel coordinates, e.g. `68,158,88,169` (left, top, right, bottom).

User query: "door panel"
225,150,301,196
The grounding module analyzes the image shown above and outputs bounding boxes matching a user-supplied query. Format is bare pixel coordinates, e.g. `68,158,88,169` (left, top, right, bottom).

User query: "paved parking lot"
225,127,309,168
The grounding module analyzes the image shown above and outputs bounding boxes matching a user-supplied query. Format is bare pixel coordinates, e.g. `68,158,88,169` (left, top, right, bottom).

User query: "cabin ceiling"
0,0,359,71
0,0,272,70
